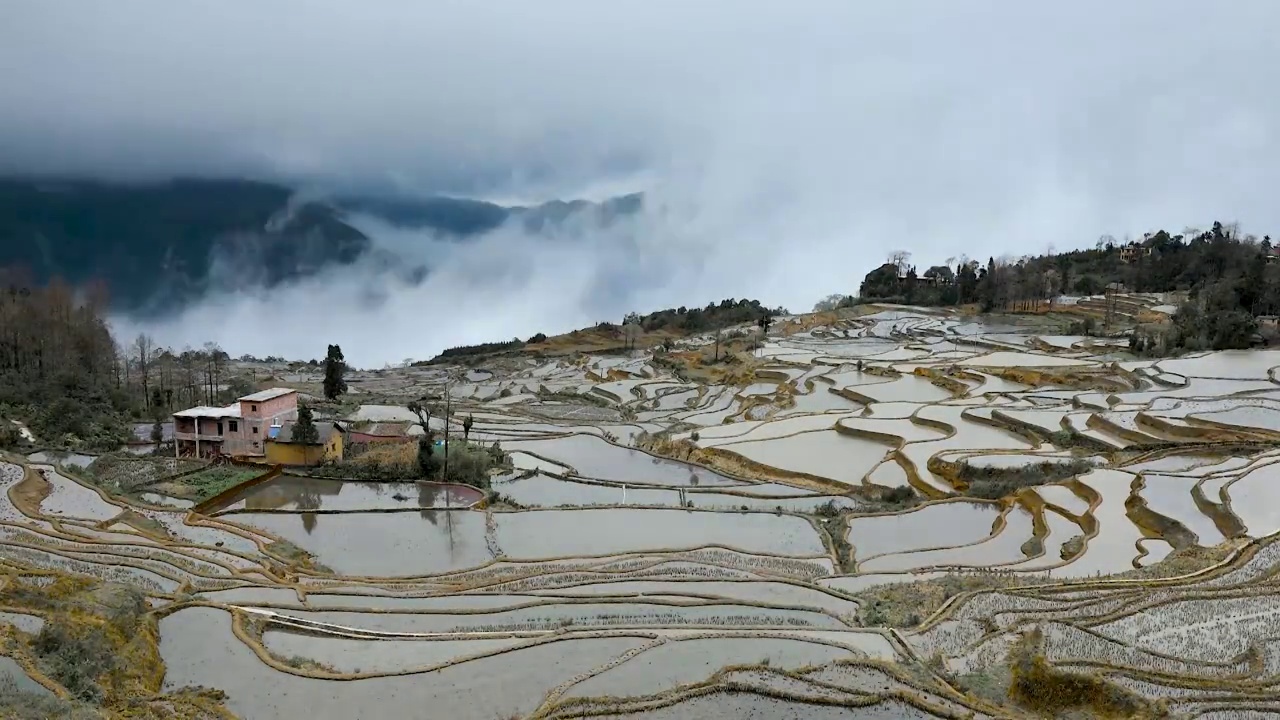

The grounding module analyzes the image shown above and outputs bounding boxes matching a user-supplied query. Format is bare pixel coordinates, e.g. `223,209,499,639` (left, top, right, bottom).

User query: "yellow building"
264,421,345,466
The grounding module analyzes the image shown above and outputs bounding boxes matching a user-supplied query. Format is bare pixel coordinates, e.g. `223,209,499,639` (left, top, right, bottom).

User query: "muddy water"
495,508,827,559
234,511,491,576
846,501,1002,561
159,607,649,720
210,476,483,513
564,637,853,699
716,431,888,486
504,434,747,486
236,507,825,576
855,506,1035,573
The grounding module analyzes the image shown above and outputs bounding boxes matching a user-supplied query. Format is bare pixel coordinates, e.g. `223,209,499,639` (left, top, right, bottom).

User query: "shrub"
32,624,117,703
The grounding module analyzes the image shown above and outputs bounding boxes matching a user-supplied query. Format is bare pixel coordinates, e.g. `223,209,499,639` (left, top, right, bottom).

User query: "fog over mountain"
4,1,1279,366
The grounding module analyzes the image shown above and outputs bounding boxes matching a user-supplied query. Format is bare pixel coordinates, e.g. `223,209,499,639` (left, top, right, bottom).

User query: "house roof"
238,388,298,403
269,421,338,445
173,404,242,419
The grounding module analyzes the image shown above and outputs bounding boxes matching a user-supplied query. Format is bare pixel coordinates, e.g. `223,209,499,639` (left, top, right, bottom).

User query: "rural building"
264,421,345,466
173,388,300,459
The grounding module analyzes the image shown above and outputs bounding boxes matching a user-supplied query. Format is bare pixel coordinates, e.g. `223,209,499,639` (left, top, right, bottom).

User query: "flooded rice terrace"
8,296,1280,718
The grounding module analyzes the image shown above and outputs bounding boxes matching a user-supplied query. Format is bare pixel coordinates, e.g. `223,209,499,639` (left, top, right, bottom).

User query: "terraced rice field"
8,297,1280,718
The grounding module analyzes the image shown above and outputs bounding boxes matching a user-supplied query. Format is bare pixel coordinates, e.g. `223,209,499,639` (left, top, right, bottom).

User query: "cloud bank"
6,1,1280,365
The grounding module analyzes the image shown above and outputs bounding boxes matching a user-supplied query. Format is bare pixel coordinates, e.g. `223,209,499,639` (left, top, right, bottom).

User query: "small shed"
265,421,345,466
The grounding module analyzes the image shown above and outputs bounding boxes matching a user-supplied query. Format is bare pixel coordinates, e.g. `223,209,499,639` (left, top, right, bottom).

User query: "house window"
253,441,259,448
229,420,238,432
252,426,259,434
251,404,258,412
216,421,223,435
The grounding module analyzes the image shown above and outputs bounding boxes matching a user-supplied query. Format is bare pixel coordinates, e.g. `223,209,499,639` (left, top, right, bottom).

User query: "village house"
172,388,300,459
1119,239,1154,263
265,421,345,466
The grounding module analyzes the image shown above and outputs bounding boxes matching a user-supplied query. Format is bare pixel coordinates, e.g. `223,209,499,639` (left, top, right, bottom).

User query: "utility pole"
442,379,452,482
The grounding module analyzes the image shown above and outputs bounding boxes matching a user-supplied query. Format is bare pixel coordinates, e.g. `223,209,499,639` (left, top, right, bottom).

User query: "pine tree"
293,404,320,445
323,344,347,401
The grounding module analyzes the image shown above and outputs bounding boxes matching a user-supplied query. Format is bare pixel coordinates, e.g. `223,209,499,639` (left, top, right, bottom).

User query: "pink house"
173,388,300,459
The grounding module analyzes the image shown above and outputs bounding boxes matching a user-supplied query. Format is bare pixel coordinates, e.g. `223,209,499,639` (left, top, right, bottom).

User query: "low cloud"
10,1,1280,364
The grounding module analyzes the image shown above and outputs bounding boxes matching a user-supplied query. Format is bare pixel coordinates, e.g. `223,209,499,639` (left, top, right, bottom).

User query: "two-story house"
173,388,300,459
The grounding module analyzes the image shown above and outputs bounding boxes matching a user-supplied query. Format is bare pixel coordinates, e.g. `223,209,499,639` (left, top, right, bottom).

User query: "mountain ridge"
0,177,642,315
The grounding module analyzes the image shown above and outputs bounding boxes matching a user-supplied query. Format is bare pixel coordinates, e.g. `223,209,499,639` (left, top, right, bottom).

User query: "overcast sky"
7,1,1280,365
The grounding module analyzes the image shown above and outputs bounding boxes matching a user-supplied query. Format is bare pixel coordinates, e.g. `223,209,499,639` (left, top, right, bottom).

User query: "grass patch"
175,466,262,501
855,570,1023,628
0,687,103,720
265,540,331,573
77,454,206,495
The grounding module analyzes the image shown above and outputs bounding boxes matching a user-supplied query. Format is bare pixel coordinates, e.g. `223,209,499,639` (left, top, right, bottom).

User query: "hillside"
856,221,1278,353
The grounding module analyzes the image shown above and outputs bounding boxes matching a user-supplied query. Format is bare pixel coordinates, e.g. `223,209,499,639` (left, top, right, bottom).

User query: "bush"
960,459,1094,500
32,624,117,703
528,333,547,343
880,485,916,505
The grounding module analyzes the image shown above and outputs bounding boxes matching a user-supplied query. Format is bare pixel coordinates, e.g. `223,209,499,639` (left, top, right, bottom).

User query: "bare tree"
134,333,154,410
202,341,224,405
888,250,912,275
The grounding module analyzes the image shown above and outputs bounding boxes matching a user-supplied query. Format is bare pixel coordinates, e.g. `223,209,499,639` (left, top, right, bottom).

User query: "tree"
888,250,912,275
812,294,849,312
623,322,642,352
757,309,775,335
292,404,320,445
150,417,164,449
923,265,955,284
134,333,154,410
323,344,347,401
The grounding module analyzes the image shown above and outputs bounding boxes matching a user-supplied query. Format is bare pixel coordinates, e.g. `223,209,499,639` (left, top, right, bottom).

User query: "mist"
8,1,1280,366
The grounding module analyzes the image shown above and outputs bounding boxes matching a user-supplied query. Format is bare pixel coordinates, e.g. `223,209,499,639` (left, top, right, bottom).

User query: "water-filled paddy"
235,507,826,576
160,607,650,720
847,501,1002,561
563,637,855,699
211,476,483,513
504,435,746,486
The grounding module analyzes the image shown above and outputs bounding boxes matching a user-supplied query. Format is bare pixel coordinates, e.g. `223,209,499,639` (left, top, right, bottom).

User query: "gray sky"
7,1,1280,365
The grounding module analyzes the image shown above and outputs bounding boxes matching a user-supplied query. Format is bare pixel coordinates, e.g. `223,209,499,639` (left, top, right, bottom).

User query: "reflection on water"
207,475,484,515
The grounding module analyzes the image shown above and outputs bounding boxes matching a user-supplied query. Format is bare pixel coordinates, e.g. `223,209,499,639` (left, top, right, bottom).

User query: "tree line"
854,222,1276,351
0,266,350,450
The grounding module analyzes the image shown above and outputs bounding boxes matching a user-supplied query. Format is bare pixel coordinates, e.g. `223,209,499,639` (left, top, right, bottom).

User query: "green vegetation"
291,404,320,445
313,438,508,489
622,298,787,334
0,178,368,310
322,344,347,401
79,454,205,495
0,574,231,717
32,622,117,703
427,338,526,364
858,222,1277,352
177,466,263,501
0,266,271,453
0,687,103,720
426,299,787,364
959,458,1096,500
